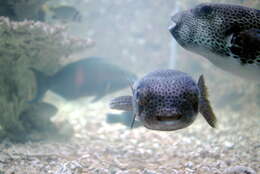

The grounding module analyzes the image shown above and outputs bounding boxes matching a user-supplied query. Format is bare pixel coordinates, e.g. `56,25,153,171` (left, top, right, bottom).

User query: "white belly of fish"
200,51,260,82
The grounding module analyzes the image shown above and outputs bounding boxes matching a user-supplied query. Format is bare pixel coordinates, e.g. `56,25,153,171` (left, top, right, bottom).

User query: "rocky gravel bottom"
0,98,259,174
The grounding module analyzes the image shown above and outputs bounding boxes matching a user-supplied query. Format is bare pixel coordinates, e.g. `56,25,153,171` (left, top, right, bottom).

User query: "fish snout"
169,11,185,31
169,12,184,38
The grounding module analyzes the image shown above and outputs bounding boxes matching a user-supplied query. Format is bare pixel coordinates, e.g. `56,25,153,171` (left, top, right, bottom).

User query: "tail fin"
198,75,217,128
106,113,123,124
29,68,50,103
106,112,141,128
109,96,133,111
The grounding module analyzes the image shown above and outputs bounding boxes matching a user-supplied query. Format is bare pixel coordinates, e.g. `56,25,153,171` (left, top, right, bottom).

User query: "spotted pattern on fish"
110,69,216,131
134,70,199,118
169,3,260,80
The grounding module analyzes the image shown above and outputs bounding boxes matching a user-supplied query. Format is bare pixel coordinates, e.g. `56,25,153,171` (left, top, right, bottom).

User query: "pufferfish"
109,69,217,131
169,3,260,81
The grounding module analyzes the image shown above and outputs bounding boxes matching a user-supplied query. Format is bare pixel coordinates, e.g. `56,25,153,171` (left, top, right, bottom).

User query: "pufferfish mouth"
168,21,177,31
169,11,183,32
156,115,182,122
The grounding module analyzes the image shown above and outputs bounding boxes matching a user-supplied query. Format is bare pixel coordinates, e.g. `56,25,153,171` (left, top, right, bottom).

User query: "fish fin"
72,11,82,22
28,68,51,103
106,113,123,124
106,112,141,128
228,28,260,64
130,113,137,129
198,75,217,128
91,95,104,103
126,77,135,94
109,96,133,111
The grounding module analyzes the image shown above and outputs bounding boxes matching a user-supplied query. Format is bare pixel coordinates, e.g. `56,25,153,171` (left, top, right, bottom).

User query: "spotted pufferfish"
169,3,260,81
109,69,217,131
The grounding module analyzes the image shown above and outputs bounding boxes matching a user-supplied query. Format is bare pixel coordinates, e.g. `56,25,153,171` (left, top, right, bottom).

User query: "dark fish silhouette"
30,57,137,103
50,5,82,22
169,3,260,81
0,1,16,20
110,69,216,131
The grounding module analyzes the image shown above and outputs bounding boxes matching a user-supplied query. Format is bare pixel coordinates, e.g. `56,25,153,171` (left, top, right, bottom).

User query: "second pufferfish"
109,69,217,131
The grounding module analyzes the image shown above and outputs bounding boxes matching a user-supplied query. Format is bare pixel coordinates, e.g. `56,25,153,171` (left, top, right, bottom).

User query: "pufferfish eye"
194,5,213,16
135,90,148,106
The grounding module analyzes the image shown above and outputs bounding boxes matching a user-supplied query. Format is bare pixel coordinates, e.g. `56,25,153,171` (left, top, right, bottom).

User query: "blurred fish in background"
0,0,48,21
0,0,82,23
0,1,16,20
48,5,82,22
29,57,137,103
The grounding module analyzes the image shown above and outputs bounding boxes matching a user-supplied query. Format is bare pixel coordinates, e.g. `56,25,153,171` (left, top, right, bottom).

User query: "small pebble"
224,141,235,149
223,166,256,174
143,169,158,174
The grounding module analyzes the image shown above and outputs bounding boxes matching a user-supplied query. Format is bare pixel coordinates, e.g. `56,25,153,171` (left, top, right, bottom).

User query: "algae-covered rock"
20,102,74,142
20,102,58,132
0,17,93,142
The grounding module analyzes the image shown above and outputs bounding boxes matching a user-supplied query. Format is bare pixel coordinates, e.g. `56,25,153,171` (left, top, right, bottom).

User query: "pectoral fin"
228,28,260,64
109,95,133,111
198,75,217,128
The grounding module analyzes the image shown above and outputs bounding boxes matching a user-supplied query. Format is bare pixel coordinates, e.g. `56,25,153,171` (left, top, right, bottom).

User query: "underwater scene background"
0,0,259,173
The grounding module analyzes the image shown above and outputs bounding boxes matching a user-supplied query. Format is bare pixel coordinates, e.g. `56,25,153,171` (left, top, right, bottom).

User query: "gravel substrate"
0,95,259,174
